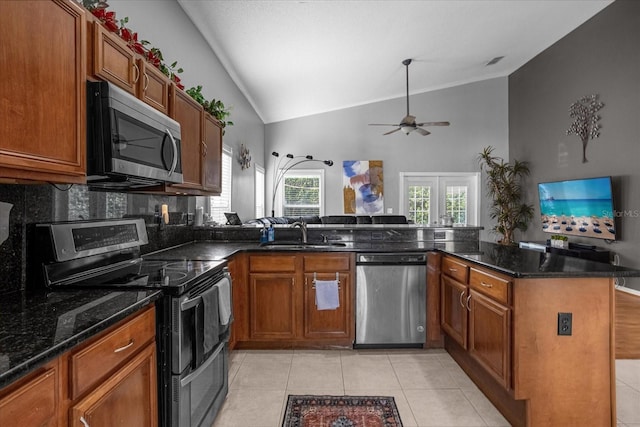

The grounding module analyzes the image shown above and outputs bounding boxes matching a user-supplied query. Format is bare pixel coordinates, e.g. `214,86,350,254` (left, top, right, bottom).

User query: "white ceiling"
177,0,612,124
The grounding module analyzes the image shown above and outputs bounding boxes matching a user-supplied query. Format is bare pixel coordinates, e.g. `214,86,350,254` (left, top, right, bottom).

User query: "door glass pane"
445,185,467,225
408,185,431,225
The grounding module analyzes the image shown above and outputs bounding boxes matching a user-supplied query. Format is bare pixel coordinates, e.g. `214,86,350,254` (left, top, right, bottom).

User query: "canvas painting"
342,160,384,214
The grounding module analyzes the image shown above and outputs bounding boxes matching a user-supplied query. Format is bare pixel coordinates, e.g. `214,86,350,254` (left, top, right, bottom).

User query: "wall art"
566,94,604,163
342,160,384,214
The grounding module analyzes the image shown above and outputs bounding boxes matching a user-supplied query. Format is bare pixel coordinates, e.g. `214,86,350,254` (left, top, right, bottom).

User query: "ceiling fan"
369,58,450,136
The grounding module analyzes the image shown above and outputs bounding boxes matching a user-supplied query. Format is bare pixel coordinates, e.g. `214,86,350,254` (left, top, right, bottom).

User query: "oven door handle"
181,294,201,311
180,342,224,387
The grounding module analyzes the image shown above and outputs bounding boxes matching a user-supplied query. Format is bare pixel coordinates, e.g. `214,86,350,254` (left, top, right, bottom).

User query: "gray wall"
509,0,640,289
266,77,509,240
109,0,265,220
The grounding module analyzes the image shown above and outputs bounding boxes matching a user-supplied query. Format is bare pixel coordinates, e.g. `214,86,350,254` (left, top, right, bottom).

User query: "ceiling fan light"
400,125,413,135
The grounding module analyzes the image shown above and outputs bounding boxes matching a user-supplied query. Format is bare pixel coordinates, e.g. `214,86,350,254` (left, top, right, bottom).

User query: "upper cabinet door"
138,60,171,115
90,20,138,95
170,87,204,191
203,114,223,194
0,0,86,184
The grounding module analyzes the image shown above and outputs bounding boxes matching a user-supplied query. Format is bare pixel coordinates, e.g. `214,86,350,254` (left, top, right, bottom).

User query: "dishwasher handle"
356,253,427,265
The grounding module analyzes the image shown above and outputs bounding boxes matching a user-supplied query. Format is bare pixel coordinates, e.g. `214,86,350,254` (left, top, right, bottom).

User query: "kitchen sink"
258,241,347,249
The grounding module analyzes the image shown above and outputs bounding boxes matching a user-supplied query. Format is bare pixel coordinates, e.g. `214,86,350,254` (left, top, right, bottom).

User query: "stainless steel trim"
180,342,224,387
167,127,178,177
110,157,183,184
44,219,148,262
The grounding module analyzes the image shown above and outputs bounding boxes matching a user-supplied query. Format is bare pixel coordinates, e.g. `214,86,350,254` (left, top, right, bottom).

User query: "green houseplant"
478,146,534,245
186,86,234,134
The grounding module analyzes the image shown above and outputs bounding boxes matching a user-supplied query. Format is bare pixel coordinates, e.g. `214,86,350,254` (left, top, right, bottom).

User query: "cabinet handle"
114,339,134,353
143,73,149,92
133,63,140,83
201,141,207,157
80,416,90,427
459,290,466,308
466,294,472,311
449,268,458,272
480,281,493,288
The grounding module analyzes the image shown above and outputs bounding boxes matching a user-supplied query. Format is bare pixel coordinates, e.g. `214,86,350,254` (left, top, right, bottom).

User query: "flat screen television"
538,176,616,240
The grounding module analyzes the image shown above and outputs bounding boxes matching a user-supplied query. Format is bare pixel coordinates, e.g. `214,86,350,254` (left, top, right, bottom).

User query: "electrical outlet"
558,312,572,336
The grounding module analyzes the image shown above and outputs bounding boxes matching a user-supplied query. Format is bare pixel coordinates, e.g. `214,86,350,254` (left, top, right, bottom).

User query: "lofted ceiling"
177,0,612,124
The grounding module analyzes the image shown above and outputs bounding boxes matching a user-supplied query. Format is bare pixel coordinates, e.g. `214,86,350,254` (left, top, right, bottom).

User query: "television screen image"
538,176,616,240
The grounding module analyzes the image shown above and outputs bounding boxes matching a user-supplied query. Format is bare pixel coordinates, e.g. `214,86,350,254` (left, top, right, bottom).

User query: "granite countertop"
449,241,640,278
146,240,640,278
0,289,161,389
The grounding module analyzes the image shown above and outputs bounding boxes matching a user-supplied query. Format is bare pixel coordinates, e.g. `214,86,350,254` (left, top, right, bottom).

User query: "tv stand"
520,241,611,263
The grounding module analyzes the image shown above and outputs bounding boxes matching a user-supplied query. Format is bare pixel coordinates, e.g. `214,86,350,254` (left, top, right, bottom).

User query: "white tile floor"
212,349,640,427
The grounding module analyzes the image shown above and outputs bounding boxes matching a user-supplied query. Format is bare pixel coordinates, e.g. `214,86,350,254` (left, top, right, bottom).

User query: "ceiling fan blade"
369,123,401,126
415,127,431,136
415,121,450,127
383,128,402,135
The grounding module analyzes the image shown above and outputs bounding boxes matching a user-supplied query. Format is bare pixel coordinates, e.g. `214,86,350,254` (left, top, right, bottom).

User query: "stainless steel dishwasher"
355,253,427,348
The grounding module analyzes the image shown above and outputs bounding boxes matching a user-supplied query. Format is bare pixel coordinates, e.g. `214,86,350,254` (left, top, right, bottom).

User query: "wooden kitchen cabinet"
248,254,299,340
468,289,510,388
440,274,468,349
169,87,205,191
239,252,354,348
426,251,443,347
88,18,171,115
69,343,157,427
249,273,297,339
302,254,353,340
0,360,60,427
203,113,223,194
440,257,511,384
0,0,86,184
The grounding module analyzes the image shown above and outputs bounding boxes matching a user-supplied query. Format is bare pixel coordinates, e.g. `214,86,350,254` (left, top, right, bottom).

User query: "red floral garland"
90,7,184,89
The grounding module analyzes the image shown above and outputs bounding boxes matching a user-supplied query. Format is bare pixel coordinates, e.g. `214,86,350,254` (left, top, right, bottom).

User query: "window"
255,165,265,219
400,173,479,225
275,169,324,217
208,145,232,224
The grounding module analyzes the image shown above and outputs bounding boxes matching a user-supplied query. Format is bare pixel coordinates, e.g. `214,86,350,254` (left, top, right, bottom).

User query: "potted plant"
478,146,534,245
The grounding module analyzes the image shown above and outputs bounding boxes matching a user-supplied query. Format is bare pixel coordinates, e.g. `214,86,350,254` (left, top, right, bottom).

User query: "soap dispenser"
268,224,275,242
260,226,268,243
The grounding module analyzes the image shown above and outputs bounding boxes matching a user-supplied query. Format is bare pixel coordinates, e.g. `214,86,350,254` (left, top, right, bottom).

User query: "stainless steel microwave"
86,81,183,189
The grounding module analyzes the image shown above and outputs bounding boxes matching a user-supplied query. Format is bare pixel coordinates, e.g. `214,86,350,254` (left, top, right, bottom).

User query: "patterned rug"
282,395,403,427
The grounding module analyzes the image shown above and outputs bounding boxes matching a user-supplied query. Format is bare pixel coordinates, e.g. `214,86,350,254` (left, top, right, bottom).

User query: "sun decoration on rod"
270,152,333,217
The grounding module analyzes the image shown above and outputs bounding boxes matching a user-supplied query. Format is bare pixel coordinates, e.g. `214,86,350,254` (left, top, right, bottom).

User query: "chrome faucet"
291,221,308,243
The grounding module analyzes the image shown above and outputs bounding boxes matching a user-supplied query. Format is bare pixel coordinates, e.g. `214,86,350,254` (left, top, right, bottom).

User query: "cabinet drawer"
303,254,351,272
469,268,510,305
249,255,297,272
69,307,155,399
442,256,469,283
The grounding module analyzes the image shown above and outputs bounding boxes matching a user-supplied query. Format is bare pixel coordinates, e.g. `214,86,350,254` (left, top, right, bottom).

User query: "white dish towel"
315,280,340,310
216,276,232,326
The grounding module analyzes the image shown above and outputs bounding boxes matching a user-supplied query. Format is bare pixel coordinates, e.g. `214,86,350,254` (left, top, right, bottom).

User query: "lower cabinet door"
69,344,157,427
249,273,297,339
468,290,511,389
303,272,351,339
0,364,58,427
440,275,468,349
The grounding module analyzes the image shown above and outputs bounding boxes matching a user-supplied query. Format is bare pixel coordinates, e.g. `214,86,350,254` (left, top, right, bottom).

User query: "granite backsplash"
0,184,197,294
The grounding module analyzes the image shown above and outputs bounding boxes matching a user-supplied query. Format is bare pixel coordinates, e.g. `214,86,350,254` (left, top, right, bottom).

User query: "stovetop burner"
70,259,227,295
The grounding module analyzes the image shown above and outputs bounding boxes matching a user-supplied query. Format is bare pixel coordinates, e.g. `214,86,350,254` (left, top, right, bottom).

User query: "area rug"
282,395,403,427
